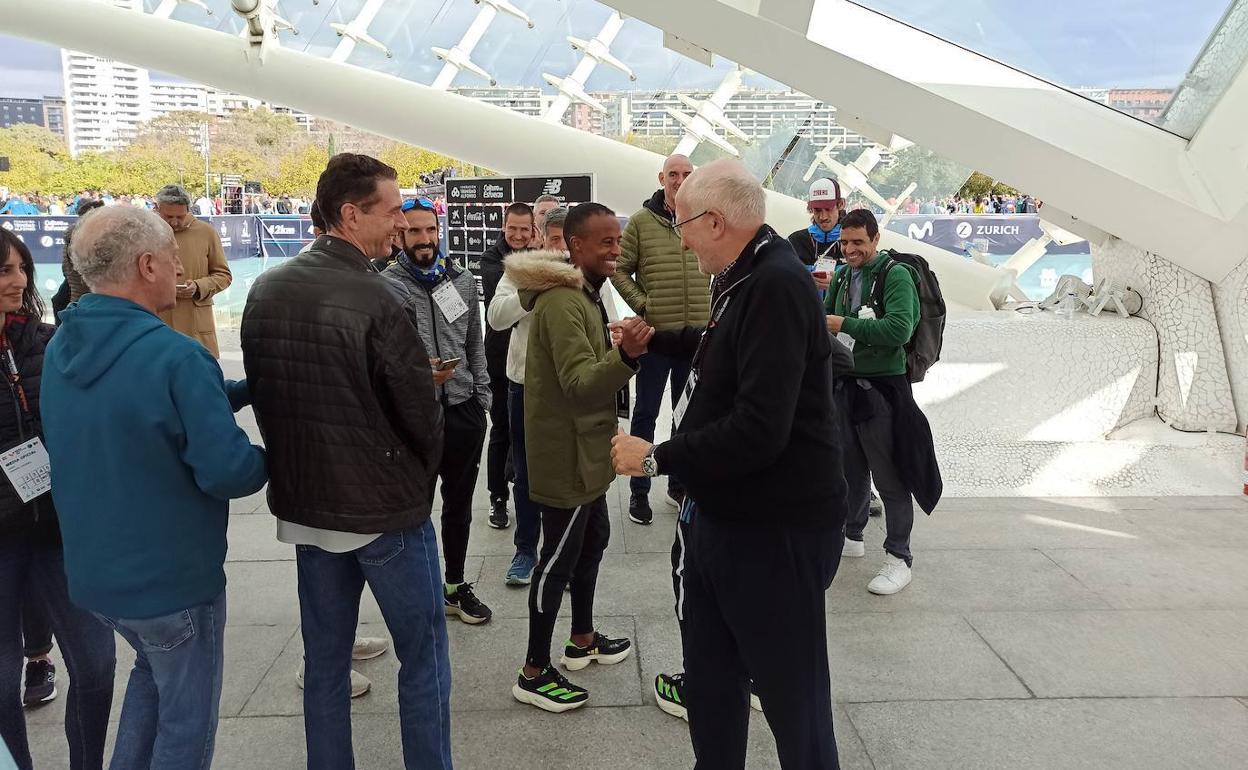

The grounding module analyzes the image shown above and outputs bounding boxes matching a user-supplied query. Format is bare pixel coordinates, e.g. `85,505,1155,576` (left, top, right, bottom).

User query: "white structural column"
330,0,391,62
1212,259,1248,432
669,67,748,157
431,0,534,90
1092,239,1238,433
542,12,629,123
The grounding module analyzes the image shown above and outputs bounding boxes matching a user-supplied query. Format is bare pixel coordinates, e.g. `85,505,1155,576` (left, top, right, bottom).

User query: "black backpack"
868,250,946,383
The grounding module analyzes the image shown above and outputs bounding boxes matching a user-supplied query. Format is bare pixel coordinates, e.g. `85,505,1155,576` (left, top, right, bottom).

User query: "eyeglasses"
401,197,436,213
672,210,709,238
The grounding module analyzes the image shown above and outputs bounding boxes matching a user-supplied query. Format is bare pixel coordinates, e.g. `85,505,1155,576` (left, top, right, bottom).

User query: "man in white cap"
788,177,846,275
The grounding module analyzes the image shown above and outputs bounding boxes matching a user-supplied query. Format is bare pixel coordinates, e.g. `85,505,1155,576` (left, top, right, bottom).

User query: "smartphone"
435,358,462,371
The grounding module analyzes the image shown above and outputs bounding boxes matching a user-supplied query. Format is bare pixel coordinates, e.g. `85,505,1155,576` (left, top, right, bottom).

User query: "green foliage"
0,110,470,201
957,171,1019,201
378,143,470,187
871,145,973,200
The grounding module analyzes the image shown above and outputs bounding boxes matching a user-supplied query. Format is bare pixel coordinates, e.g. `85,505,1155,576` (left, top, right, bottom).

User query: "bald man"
611,154,711,526
612,160,846,769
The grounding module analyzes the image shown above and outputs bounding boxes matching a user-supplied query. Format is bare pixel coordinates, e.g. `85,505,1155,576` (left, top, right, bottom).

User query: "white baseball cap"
807,178,842,209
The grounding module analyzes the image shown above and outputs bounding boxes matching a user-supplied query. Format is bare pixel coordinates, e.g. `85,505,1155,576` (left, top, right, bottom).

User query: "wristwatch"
641,447,660,478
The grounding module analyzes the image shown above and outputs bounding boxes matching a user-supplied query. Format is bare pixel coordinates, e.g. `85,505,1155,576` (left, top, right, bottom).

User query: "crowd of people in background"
0,151,943,770
900,193,1039,215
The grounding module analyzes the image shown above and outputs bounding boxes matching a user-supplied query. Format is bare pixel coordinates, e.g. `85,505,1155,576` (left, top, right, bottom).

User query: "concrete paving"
20,347,1248,769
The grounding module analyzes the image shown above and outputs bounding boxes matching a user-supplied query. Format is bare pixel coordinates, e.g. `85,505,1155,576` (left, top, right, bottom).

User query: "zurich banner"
884,214,1088,256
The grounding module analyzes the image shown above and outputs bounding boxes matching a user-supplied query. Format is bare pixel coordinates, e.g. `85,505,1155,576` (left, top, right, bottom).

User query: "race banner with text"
2,214,259,263
884,214,1089,256
444,174,594,287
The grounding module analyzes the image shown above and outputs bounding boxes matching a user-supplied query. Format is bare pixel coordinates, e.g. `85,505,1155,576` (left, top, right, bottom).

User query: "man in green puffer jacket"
511,202,649,714
611,154,711,525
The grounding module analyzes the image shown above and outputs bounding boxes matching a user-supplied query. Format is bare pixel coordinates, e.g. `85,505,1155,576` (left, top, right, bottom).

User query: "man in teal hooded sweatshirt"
41,205,266,770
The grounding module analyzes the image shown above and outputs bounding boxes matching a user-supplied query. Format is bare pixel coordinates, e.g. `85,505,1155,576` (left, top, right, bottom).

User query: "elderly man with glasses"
152,184,232,358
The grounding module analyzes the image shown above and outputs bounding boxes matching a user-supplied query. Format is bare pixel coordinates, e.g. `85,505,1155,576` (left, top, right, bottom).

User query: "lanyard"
809,234,838,261
1,332,32,421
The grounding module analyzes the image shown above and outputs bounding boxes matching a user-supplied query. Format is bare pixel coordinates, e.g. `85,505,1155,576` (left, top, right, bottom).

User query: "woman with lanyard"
0,228,116,770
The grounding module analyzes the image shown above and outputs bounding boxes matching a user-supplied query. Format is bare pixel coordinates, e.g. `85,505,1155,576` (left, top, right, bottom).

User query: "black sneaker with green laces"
559,631,632,671
654,671,687,721
444,582,492,625
512,666,589,713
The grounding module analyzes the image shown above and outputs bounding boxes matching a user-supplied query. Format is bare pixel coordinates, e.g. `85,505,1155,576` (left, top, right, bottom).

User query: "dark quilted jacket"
0,315,57,537
241,236,444,534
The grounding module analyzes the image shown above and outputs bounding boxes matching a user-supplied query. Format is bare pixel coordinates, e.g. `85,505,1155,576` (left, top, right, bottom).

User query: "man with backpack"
825,208,942,595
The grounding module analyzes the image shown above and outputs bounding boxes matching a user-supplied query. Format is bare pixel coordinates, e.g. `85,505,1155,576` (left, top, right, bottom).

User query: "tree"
378,143,466,187
620,133,678,156
871,145,972,201
0,125,69,194
957,171,1019,201
269,143,329,196
114,135,205,196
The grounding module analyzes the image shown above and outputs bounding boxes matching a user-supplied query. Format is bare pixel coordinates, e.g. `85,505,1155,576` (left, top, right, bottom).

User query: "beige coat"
158,218,232,358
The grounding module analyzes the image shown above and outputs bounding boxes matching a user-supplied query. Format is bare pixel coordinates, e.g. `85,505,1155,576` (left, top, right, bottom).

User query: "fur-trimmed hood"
503,249,583,311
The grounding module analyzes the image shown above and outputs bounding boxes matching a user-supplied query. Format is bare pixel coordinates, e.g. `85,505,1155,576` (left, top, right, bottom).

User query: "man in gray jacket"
385,197,493,625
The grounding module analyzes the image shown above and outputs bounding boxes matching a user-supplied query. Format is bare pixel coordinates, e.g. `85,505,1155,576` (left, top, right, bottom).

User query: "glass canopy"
850,0,1246,138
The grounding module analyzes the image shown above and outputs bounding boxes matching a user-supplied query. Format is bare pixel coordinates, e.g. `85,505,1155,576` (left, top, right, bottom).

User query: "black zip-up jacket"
0,315,58,541
241,235,444,534
652,226,847,528
787,228,844,267
479,237,516,377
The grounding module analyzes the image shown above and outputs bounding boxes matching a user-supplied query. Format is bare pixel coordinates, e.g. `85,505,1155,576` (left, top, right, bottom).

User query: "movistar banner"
885,214,1088,256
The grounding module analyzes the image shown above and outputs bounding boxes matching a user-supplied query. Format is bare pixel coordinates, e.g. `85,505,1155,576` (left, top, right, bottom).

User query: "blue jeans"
296,520,452,770
0,534,116,770
508,383,541,557
629,350,692,496
97,591,226,770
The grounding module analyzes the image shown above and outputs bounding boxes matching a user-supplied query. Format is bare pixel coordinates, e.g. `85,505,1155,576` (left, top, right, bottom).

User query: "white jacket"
487,250,625,386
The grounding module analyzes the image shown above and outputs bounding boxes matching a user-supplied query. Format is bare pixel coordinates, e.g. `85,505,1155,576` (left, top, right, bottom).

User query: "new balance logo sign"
542,179,562,195
907,221,933,240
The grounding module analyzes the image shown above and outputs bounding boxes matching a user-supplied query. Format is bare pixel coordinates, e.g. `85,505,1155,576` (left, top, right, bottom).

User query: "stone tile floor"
26,482,1248,769
21,348,1248,768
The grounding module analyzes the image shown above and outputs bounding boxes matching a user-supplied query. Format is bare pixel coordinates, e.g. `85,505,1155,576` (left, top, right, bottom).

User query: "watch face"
642,456,657,476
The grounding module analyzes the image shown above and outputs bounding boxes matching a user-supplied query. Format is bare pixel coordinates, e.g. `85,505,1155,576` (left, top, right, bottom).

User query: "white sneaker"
867,554,912,595
295,661,372,698
352,636,389,661
842,538,865,558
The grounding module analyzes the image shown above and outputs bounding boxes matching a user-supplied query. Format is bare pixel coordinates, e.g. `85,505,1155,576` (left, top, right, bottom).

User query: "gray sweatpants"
839,382,915,566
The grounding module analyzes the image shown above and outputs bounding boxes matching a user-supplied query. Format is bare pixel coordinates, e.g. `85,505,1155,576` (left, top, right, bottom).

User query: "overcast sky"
0,0,1230,99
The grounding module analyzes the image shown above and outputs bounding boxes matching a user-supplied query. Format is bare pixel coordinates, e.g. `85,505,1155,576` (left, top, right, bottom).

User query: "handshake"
608,316,655,359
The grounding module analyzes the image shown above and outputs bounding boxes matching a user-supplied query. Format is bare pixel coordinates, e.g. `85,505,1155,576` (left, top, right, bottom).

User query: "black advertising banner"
443,174,595,297
513,174,593,204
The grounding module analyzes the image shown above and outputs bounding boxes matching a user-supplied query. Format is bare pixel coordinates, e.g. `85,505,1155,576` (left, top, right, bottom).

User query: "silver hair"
154,184,192,208
534,194,561,206
676,159,766,229
70,206,175,290
544,206,568,233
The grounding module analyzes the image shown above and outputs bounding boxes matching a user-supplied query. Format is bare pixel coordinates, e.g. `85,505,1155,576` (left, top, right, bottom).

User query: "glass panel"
850,0,1237,137
4,0,1092,301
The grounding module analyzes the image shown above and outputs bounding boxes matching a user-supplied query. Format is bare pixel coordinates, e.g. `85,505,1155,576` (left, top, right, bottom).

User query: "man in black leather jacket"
241,154,453,769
